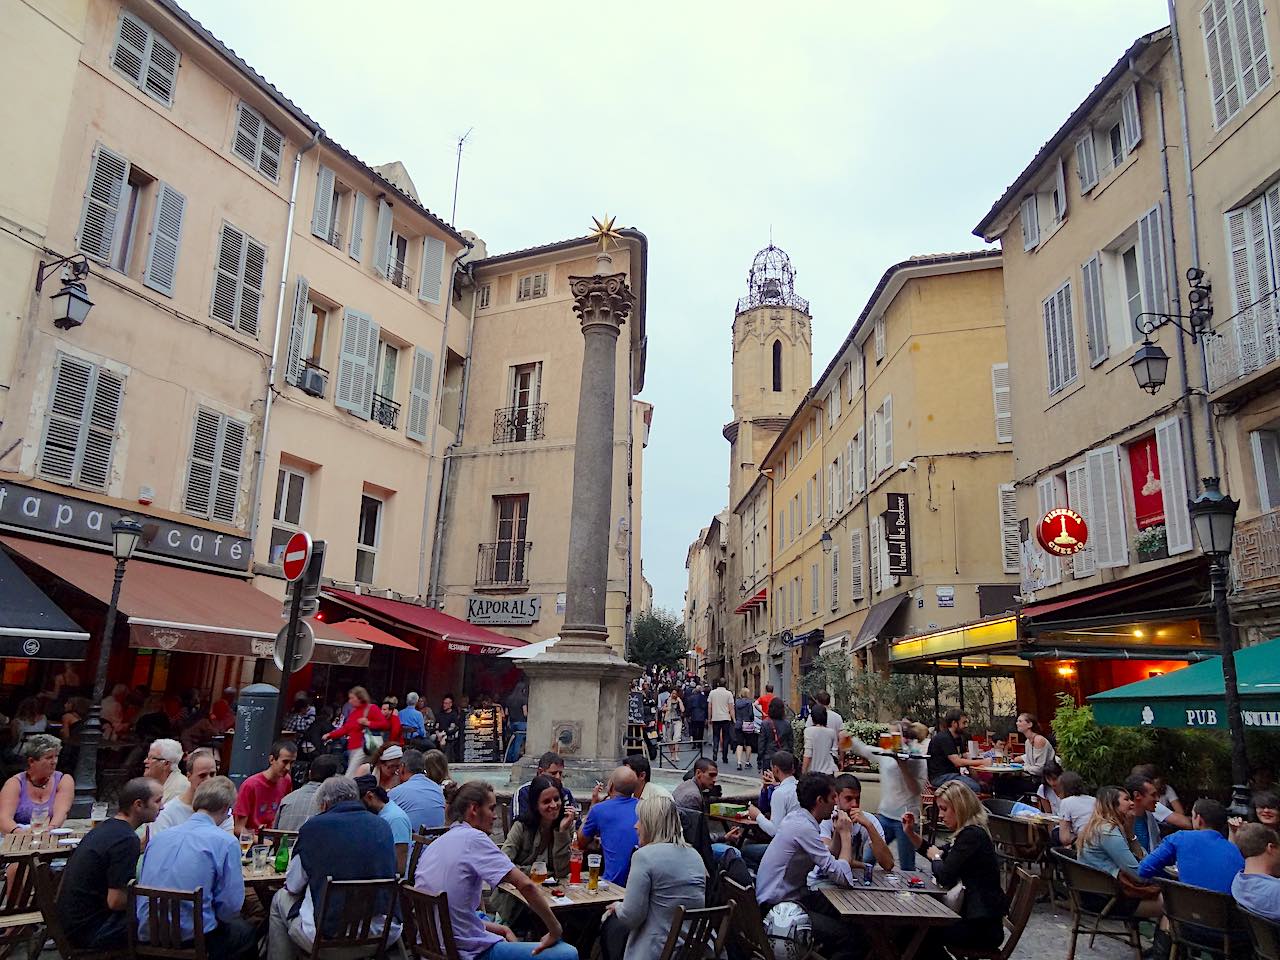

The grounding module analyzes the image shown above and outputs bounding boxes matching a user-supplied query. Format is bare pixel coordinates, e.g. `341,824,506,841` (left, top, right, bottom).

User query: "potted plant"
1134,523,1168,561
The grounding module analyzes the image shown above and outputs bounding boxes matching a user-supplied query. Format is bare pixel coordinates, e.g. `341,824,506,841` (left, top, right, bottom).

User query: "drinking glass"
30,810,48,835
90,802,109,826
587,854,601,893
530,861,548,885
239,832,255,860
251,844,270,873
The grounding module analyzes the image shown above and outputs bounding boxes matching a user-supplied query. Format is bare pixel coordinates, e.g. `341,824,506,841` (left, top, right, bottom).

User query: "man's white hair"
151,738,183,764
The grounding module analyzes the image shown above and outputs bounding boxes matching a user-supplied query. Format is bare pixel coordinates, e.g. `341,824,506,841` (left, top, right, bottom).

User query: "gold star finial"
589,214,624,253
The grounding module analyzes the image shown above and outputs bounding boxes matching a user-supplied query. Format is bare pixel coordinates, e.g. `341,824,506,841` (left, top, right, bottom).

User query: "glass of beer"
587,854,601,893
90,802,108,827
530,860,548,885
239,831,255,860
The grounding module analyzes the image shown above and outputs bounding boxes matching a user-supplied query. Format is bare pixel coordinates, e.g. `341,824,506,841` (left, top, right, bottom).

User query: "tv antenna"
451,127,473,225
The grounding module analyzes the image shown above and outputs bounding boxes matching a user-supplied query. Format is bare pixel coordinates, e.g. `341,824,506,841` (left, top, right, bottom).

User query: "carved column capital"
569,271,634,334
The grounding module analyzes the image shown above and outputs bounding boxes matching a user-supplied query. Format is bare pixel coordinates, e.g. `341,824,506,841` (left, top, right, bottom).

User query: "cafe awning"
0,547,89,660
0,536,370,667
854,593,909,653
734,589,767,614
325,590,526,656
1087,636,1280,729
330,618,417,651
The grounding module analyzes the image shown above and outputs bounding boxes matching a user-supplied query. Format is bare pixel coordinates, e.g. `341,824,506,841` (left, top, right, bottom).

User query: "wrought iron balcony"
384,257,415,292
371,392,400,429
493,403,547,443
1205,294,1280,394
477,541,532,587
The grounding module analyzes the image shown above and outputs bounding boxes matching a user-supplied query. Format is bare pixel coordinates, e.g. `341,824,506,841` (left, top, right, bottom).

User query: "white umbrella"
500,636,560,660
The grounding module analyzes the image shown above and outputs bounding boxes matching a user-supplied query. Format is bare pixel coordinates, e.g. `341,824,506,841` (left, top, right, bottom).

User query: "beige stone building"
683,518,725,672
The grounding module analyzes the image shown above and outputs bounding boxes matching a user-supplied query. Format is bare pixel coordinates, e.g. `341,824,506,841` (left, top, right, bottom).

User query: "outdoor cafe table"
821,886,959,960
243,860,287,910
0,829,86,857
848,866,945,896
496,879,626,913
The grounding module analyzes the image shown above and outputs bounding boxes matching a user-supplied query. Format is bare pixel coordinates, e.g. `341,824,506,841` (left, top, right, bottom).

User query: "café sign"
884,493,912,577
0,481,251,572
1036,508,1089,557
466,595,541,625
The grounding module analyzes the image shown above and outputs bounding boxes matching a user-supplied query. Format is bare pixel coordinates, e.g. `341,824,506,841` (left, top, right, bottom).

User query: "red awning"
325,590,526,656
1019,565,1194,619
330,618,417,651
734,589,768,614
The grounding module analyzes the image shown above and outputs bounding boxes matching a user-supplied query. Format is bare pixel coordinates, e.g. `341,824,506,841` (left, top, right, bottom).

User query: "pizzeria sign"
1035,508,1089,557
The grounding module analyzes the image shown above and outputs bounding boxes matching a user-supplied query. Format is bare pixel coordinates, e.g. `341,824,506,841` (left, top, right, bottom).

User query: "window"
869,515,882,594
285,279,329,386
991,364,1012,443
38,352,124,492
110,11,179,106
873,315,886,361
183,407,247,524
210,222,267,336
335,308,380,420
1075,131,1099,193
1042,280,1079,394
811,563,819,615
406,348,435,442
385,229,411,290
874,396,893,474
492,494,530,585
270,466,307,563
1049,158,1068,227
477,283,491,309
355,494,382,584
1086,207,1169,364
348,193,367,262
849,528,865,601
503,362,542,442
231,102,283,181
311,165,342,247
376,341,399,401
1202,0,1271,128
998,484,1020,574
804,477,813,528
1020,195,1040,251
1252,428,1280,511
778,510,785,551
517,272,548,301
1108,122,1125,168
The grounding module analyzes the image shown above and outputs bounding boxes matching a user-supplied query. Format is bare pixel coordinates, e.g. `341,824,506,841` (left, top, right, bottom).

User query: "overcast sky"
187,0,1166,615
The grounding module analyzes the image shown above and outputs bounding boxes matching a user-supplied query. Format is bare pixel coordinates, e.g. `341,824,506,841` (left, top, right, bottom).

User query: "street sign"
274,619,315,671
282,531,312,582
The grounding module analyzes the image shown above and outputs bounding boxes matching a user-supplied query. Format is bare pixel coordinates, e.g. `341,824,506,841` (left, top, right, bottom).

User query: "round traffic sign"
1036,508,1089,556
282,531,312,582
274,620,315,671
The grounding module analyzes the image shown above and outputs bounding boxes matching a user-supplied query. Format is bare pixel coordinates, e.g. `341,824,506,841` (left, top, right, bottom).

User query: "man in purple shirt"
414,781,577,960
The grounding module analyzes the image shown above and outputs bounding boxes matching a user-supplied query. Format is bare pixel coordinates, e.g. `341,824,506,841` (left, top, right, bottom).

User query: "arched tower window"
772,339,783,392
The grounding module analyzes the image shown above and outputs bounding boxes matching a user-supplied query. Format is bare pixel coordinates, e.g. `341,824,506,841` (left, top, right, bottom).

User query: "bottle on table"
569,847,583,885
274,836,291,873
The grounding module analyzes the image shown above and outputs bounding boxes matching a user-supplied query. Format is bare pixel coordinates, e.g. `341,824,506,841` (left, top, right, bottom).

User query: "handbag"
742,720,758,734
1118,871,1161,900
360,706,384,755
943,881,966,912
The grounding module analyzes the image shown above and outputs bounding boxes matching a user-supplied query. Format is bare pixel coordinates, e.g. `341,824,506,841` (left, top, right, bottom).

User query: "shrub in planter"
1134,524,1168,560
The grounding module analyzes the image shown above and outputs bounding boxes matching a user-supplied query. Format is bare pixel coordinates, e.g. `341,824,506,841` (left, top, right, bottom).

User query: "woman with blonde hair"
902,780,1007,959
1076,786,1162,919
601,785,705,960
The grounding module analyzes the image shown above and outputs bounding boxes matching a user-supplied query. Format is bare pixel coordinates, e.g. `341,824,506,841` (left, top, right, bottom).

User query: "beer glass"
587,854,601,892
530,860,548,885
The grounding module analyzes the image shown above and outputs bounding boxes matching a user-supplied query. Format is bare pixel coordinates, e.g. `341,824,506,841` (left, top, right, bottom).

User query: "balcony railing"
384,258,415,292
371,392,400,429
1233,509,1280,589
493,403,548,443
1206,296,1280,393
477,541,532,587
323,229,343,251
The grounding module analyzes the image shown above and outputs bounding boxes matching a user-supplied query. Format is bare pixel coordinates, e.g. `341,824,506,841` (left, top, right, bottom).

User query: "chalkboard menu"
463,707,501,762
628,691,644,724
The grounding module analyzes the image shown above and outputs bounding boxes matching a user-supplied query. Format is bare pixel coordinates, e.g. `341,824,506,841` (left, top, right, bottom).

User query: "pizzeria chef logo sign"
1036,508,1089,557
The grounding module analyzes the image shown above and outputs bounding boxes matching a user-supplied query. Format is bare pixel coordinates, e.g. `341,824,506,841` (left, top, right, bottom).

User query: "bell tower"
724,245,812,509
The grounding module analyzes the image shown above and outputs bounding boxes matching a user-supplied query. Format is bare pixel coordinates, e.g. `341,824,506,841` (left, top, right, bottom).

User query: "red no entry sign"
282,531,313,582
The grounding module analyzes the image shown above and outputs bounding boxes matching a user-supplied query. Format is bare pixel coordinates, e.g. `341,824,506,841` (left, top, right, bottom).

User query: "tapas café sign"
1036,508,1089,557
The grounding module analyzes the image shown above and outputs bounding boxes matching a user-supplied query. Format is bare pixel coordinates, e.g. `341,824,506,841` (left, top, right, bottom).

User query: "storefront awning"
853,593,909,652
890,615,1019,665
1020,564,1200,619
1087,636,1280,729
734,589,767,614
325,590,525,656
0,548,89,660
330,618,417,651
1,536,370,667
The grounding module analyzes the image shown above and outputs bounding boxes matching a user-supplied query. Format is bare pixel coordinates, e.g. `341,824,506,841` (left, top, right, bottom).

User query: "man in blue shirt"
388,749,445,832
579,765,639,884
137,776,256,960
356,775,413,876
1126,773,1192,853
1232,822,1280,921
398,693,427,742
1137,798,1243,892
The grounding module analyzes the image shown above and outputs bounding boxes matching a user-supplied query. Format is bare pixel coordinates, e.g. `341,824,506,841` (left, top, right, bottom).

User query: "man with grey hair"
399,692,427,742
269,776,400,958
150,748,231,836
388,749,444,831
141,738,188,804
137,776,255,959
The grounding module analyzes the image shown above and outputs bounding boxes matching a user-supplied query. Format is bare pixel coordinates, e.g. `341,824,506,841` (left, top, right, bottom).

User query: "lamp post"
71,517,143,817
1187,477,1251,816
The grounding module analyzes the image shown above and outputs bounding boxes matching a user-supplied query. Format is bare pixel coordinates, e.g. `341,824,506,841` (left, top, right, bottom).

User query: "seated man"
926,709,987,792
388,749,445,831
1233,822,1280,921
356,774,412,876
269,776,400,959
1126,773,1193,854
276,754,342,831
141,738,189,804
137,776,256,960
622,753,650,799
672,758,717,813
1137,798,1240,890
741,751,800,870
580,765,640,885
151,748,231,836
57,777,162,950
755,772,859,960
233,739,295,834
513,752,576,818
808,773,893,889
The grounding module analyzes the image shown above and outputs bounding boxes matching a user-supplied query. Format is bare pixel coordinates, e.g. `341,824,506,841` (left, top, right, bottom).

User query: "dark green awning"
1087,636,1280,729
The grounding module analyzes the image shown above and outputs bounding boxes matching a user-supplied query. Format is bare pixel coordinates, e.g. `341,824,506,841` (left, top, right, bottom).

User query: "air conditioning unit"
300,366,327,398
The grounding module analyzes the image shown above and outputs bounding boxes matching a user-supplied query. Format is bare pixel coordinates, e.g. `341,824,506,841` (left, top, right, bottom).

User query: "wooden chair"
920,785,939,846
982,798,1019,818
127,883,207,960
1243,905,1280,960
0,852,46,957
720,876,825,960
1161,878,1248,959
1051,849,1143,960
399,883,459,960
406,830,447,882
657,903,734,960
950,867,1040,960
257,827,298,854
32,859,127,960
986,814,1045,894
304,877,399,960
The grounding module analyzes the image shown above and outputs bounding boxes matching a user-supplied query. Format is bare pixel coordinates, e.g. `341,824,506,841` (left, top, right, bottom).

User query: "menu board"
628,691,644,724
463,706,502,762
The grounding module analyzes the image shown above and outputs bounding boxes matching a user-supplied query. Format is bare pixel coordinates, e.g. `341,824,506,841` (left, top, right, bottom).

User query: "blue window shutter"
285,275,310,386
372,200,393,275
418,236,446,303
349,193,366,261
312,165,335,239
142,182,185,296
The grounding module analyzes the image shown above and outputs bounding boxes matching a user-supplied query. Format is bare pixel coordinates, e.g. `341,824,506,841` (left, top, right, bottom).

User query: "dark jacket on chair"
296,799,397,937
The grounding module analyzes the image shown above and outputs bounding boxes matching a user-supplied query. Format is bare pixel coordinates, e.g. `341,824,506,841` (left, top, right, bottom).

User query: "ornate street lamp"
35,254,94,330
820,531,833,554
71,516,143,817
1129,342,1170,395
1128,267,1213,395
1188,478,1250,816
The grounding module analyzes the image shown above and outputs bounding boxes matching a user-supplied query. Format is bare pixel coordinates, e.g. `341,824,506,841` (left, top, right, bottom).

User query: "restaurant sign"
0,481,251,572
1036,508,1088,557
884,493,911,577
467,595,541,625
1101,701,1280,729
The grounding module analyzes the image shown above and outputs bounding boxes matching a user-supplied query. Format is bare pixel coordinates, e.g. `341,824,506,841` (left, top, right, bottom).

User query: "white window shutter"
372,200,393,276
874,316,885,360
845,439,854,503
39,353,122,492
258,123,283,181
1043,293,1060,393
830,547,840,611
1082,255,1109,366
1138,205,1169,315
233,103,262,166
143,30,179,105
418,236,446,303
335,309,374,419
998,483,1020,574
406,347,435,442
850,529,865,601
349,192,366,261
882,395,893,468
870,410,881,476
1086,446,1129,568
1065,464,1096,577
991,363,1012,443
77,145,130,263
183,407,221,517
1121,83,1142,152
856,431,866,493
870,516,882,593
212,417,246,524
80,366,123,491
111,12,147,85
1055,158,1068,222
1203,0,1240,126
1234,0,1271,102
1155,416,1194,555
142,182,185,296
1060,284,1079,386
1021,196,1040,250
312,165,335,238
237,236,267,337
1075,131,1098,192
834,455,843,511
285,275,310,386
210,223,246,327
1251,430,1280,512
1036,477,1063,585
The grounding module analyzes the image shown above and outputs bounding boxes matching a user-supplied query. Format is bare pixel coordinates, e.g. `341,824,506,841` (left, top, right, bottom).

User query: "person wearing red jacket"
322,686,388,776
379,696,403,744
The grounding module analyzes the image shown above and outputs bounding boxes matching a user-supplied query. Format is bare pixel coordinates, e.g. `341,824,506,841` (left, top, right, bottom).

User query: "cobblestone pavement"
1010,901,1146,959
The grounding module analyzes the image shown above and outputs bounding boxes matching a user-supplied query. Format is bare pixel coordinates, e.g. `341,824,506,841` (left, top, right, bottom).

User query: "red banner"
1127,435,1164,530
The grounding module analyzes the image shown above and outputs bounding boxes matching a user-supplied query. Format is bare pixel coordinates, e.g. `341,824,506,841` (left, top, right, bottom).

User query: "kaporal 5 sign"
0,481,251,572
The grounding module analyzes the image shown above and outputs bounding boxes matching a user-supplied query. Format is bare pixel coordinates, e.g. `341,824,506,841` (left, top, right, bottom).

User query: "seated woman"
1053,771,1095,847
903,780,1008,960
602,786,705,960
492,775,575,928
355,742,406,790
1075,785,1162,920
0,734,75,833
